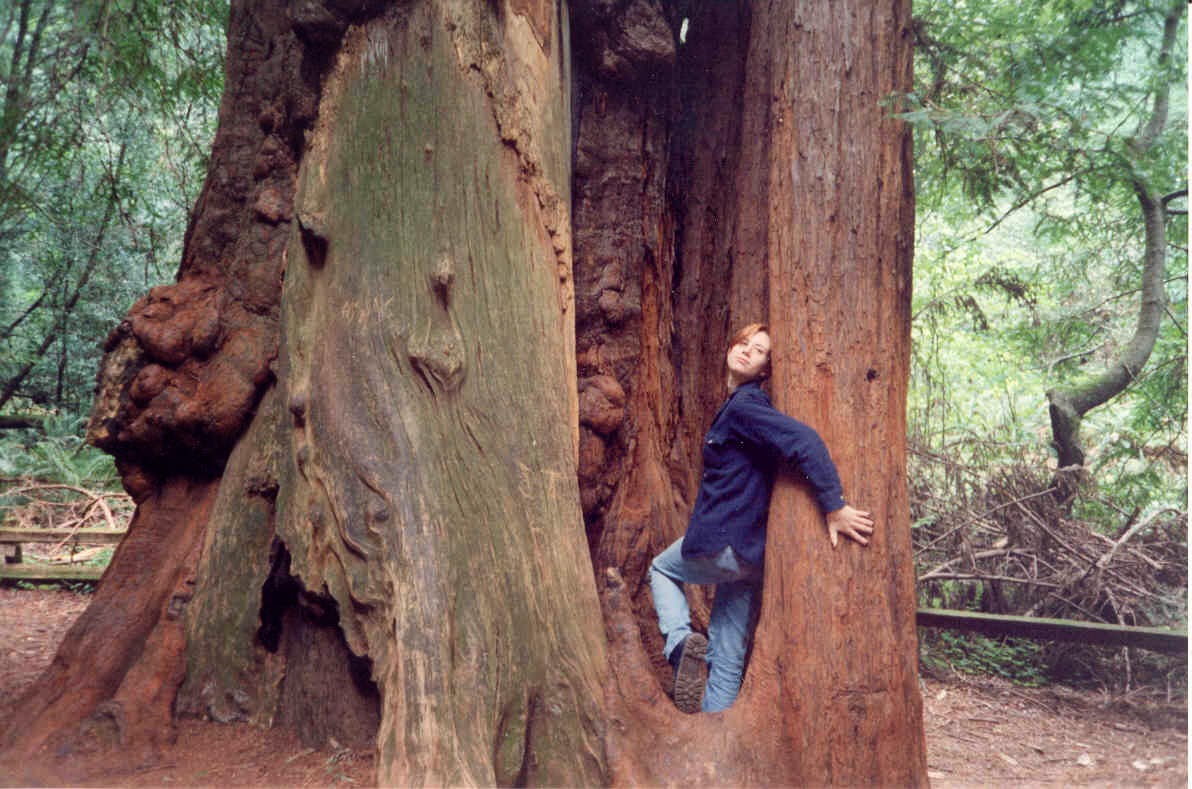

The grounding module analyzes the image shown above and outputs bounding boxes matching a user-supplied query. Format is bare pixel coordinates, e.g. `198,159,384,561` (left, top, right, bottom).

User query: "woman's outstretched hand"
826,504,875,548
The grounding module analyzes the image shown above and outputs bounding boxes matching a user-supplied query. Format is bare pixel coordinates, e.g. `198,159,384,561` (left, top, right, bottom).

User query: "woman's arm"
732,393,876,547
730,394,845,512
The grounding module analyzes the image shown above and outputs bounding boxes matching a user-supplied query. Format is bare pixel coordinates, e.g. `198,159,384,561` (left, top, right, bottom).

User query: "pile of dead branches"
1,481,131,531
911,451,1187,691
914,462,1186,630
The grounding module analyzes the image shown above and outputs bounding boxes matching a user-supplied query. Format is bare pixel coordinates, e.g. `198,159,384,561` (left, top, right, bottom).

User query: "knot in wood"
289,392,308,425
167,592,192,619
432,256,455,305
297,208,329,268
409,330,466,393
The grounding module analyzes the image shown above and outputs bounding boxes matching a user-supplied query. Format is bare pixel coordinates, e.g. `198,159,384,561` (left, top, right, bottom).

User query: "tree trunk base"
0,476,218,763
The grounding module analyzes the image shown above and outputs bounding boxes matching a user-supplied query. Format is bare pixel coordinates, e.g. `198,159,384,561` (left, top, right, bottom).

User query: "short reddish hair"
727,323,769,350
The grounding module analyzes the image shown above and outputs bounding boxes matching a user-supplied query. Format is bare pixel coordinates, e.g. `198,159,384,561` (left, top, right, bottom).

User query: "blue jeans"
649,537,761,712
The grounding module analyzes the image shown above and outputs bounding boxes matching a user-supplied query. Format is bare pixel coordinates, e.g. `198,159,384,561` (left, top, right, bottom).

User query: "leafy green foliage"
11,580,96,593
920,631,1048,686
908,1,1187,691
0,0,227,416
0,413,117,488
909,0,1187,512
911,205,1187,515
910,0,1186,218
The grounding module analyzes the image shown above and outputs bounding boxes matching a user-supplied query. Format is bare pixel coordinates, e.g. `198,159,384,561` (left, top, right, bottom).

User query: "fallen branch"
919,548,1037,580
1025,590,1105,621
1010,499,1098,564
1,483,131,535
2,482,127,501
915,487,1059,555
1097,508,1179,569
0,414,46,431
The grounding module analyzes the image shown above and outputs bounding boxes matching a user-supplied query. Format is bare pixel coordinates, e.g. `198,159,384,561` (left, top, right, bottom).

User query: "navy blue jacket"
681,380,845,566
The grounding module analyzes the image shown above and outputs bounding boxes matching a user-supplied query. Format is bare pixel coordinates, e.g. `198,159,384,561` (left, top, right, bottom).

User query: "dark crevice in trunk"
256,538,380,748
257,537,300,653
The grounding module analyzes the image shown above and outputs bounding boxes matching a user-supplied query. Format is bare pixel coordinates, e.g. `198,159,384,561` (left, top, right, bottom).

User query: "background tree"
907,0,1187,684
0,0,224,415
909,0,1187,474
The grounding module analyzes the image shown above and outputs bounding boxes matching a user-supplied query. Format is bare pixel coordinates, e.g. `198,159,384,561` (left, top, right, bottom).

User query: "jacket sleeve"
729,394,846,513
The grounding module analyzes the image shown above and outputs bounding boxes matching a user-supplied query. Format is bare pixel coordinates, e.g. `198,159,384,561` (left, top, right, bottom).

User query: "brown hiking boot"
669,633,707,713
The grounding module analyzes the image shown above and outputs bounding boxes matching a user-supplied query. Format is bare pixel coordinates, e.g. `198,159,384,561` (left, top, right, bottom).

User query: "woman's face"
726,330,771,384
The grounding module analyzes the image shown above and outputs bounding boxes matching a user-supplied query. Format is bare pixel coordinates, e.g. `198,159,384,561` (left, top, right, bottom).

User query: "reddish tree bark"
752,1,923,779
581,0,927,784
572,0,689,676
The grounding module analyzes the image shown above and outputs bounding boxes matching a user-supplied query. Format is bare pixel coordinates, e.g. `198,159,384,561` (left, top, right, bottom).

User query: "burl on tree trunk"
1,0,308,766
2,0,926,785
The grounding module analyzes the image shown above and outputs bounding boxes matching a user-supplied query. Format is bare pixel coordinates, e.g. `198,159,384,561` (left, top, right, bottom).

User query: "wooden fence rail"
0,527,126,582
917,608,1187,656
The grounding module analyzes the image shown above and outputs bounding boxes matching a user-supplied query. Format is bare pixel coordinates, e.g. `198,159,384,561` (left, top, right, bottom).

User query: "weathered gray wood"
173,5,605,786
0,563,105,581
917,608,1187,656
0,528,126,545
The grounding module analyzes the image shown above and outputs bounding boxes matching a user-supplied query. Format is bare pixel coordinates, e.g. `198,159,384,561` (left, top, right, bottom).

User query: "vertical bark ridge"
572,0,688,681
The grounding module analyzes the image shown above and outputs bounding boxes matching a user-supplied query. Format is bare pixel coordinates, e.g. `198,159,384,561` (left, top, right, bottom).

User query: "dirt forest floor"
0,588,1186,787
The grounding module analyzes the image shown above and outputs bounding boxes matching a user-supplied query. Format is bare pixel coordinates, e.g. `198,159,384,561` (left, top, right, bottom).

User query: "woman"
649,323,875,713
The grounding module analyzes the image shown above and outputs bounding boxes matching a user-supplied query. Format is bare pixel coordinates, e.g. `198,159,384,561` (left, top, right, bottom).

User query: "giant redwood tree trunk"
750,2,923,780
579,0,927,785
2,0,925,785
257,6,607,784
3,1,606,785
